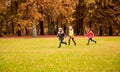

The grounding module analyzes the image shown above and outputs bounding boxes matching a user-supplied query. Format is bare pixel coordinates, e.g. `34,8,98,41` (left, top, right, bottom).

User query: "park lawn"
0,37,120,72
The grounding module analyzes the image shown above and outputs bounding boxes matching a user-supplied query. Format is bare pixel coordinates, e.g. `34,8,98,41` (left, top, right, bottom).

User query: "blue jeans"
87,38,96,45
58,39,67,48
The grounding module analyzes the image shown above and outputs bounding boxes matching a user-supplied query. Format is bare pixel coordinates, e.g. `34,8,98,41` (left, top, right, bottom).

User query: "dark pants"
58,39,67,48
87,38,96,45
68,36,76,45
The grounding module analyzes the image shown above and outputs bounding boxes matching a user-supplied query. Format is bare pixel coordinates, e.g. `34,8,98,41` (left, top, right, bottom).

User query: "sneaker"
95,41,96,44
86,43,89,45
65,42,67,45
74,44,76,46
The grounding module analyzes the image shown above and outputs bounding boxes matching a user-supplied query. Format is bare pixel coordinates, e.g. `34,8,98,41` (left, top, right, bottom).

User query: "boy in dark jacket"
57,27,67,48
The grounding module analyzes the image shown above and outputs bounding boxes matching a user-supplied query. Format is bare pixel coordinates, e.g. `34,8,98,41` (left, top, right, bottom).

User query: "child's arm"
57,32,60,37
63,33,66,38
91,31,94,37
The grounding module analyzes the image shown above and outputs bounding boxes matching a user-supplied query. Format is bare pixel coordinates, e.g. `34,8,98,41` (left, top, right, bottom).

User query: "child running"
57,27,67,48
68,26,76,46
86,28,96,45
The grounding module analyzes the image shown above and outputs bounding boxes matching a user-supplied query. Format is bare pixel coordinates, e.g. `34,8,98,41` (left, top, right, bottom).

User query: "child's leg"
87,38,91,45
68,36,71,45
61,41,67,45
61,38,67,45
90,38,96,43
58,39,67,48
72,38,76,45
58,40,62,48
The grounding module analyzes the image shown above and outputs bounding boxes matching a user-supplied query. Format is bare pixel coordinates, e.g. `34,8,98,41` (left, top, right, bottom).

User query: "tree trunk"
80,19,84,35
99,26,102,36
32,20,37,37
39,20,44,35
25,27,28,35
89,21,92,28
0,23,2,37
48,18,55,35
11,22,14,34
76,19,80,35
56,22,58,34
6,23,9,35
63,24,66,34
17,30,21,36
109,26,113,36
17,25,21,36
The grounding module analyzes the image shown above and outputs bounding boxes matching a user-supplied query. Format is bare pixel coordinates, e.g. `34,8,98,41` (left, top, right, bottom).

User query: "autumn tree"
0,0,120,36
91,0,120,35
74,0,89,35
0,4,6,36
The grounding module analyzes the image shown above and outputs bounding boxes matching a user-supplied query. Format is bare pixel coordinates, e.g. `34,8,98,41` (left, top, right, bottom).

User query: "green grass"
0,37,120,72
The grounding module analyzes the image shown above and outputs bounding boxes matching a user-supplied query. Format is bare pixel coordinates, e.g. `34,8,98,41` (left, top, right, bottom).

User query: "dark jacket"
57,32,65,41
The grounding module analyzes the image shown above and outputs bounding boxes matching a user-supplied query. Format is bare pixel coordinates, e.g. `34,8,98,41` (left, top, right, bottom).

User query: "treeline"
0,0,120,37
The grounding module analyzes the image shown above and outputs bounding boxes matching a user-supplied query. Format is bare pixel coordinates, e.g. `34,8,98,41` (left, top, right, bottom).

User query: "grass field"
0,36,120,72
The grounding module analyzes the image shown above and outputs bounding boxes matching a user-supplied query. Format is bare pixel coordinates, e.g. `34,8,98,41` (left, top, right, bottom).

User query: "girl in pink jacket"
86,28,96,45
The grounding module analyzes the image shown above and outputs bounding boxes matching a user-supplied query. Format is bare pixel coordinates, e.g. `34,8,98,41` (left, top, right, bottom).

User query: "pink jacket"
86,31,94,38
